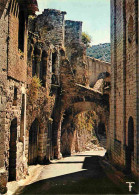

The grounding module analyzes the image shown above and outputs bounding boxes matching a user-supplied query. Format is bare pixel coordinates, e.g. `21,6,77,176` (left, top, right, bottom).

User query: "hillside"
87,43,111,63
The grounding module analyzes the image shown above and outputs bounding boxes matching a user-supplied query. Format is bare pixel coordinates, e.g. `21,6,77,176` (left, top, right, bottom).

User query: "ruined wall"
26,33,56,163
35,9,66,46
87,57,111,87
0,0,9,192
110,0,138,176
0,0,38,193
65,20,88,85
26,10,68,162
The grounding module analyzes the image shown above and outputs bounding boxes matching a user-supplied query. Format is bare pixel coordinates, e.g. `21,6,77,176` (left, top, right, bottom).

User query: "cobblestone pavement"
7,149,137,195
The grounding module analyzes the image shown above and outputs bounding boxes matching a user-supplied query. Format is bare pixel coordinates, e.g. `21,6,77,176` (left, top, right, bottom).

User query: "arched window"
40,51,47,87
51,52,57,84
32,47,41,77
52,52,57,73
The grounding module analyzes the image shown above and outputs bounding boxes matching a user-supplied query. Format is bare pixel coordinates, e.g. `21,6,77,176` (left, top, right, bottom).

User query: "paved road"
14,150,135,194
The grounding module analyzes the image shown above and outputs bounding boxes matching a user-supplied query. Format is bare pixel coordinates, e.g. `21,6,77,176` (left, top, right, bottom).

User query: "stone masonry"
0,0,38,193
0,1,138,193
110,0,138,176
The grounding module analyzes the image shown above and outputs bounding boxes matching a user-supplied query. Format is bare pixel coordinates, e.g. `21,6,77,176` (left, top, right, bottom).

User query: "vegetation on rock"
82,32,92,47
27,76,41,104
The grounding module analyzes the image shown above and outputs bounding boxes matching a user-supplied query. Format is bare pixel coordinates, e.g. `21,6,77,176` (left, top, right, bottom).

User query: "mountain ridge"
87,43,111,63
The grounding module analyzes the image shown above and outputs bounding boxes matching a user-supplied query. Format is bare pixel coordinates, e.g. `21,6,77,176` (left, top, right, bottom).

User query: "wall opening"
28,118,39,165
8,118,17,181
97,122,106,136
13,86,17,106
128,16,134,44
32,47,41,77
19,94,25,143
40,51,47,87
18,9,25,52
52,52,57,84
125,116,134,172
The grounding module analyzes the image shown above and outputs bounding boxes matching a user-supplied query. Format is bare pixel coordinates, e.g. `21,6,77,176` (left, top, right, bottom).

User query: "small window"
128,16,133,44
18,10,25,52
51,52,57,84
13,87,17,106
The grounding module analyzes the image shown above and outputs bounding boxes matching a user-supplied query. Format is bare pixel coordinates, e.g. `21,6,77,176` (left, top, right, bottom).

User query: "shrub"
27,76,41,104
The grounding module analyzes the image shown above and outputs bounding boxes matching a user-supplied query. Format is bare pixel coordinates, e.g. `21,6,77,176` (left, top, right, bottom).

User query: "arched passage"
9,118,17,181
61,100,108,156
125,116,134,172
28,118,40,165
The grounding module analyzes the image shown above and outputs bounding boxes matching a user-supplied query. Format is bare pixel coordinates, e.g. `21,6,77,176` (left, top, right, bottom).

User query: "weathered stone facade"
110,0,138,176
0,0,38,193
0,3,111,193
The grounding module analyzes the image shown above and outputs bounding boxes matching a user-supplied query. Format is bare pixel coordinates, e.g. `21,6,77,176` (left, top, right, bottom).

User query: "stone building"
0,3,111,193
0,0,38,193
110,0,138,176
26,9,67,163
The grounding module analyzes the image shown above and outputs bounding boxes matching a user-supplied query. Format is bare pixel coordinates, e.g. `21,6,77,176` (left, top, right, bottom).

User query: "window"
13,87,17,106
128,16,133,44
18,10,25,52
19,94,25,142
40,51,47,87
51,52,57,84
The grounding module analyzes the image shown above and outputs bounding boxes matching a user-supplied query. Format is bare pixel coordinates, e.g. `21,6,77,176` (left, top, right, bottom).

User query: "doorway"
125,116,134,173
9,118,17,181
28,119,39,165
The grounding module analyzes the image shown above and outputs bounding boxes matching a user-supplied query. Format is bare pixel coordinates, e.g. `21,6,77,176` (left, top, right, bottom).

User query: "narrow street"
7,149,136,195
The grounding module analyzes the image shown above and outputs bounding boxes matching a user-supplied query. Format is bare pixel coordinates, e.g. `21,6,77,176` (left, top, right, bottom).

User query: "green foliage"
27,76,42,104
82,32,92,47
75,111,97,134
87,43,111,63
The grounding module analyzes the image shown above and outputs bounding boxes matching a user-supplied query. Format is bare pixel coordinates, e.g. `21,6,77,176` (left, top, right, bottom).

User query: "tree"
82,32,92,47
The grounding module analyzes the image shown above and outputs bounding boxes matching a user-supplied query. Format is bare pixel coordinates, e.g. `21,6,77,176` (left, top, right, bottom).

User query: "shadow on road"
14,155,135,194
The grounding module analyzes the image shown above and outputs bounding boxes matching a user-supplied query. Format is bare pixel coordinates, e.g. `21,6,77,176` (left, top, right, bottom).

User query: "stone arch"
28,118,40,165
125,116,134,172
128,16,134,44
8,118,17,181
61,101,108,156
97,71,110,80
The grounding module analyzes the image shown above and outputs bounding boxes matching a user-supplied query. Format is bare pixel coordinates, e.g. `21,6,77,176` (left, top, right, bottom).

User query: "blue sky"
37,0,110,45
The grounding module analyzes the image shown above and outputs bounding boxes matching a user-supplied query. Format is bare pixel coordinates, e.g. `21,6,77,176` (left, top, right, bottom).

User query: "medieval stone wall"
87,57,111,87
0,0,38,193
110,0,138,176
65,20,88,85
0,3,112,194
35,9,66,47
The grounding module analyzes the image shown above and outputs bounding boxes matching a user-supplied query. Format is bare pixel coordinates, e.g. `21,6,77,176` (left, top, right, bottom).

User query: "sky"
37,0,110,45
